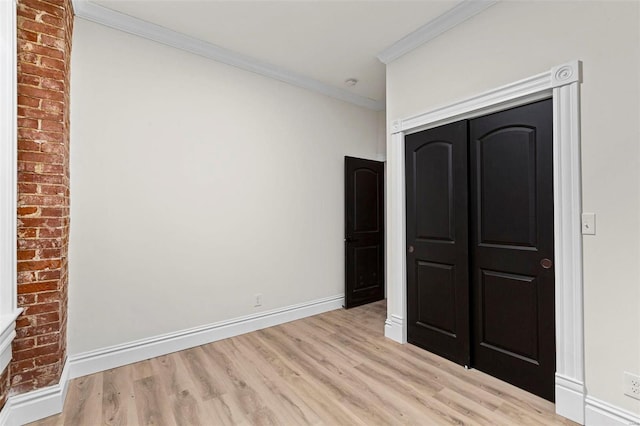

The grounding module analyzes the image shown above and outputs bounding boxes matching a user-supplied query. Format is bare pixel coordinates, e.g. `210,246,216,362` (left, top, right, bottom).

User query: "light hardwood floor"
31,301,575,425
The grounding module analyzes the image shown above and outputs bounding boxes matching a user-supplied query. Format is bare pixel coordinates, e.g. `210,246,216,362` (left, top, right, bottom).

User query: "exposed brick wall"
0,0,73,403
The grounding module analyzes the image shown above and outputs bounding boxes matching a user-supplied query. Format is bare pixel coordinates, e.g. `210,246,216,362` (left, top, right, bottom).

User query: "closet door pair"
405,99,555,402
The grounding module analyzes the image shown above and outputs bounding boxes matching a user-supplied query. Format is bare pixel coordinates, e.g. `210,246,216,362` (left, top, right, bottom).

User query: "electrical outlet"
624,372,640,400
254,293,262,307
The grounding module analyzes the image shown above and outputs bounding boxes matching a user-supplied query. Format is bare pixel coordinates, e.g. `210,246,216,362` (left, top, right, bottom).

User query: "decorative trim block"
384,314,406,343
0,362,70,426
377,0,498,64
556,373,585,424
71,1,384,111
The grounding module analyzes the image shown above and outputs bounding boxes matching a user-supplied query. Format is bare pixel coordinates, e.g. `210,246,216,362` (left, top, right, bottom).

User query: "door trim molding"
385,60,585,424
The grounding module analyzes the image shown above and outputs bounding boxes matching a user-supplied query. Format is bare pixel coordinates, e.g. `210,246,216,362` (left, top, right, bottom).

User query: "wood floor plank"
62,372,103,426
133,376,176,426
102,365,139,426
28,300,576,426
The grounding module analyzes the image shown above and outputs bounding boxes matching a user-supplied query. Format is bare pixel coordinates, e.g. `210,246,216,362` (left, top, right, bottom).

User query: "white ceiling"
90,1,460,102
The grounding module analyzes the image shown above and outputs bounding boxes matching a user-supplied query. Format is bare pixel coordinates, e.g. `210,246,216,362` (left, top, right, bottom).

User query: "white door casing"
384,60,585,424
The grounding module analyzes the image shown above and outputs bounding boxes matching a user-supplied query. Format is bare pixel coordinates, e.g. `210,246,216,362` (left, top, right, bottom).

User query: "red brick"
17,250,36,261
21,41,65,61
19,217,62,228
39,56,65,71
18,85,64,102
17,281,58,294
13,342,59,362
18,28,39,42
40,143,64,154
18,173,63,185
20,0,65,18
39,34,65,50
15,322,59,339
18,117,40,129
13,338,36,352
18,106,61,121
17,206,39,216
24,302,59,315
17,73,41,87
18,51,38,65
35,333,59,346
39,248,61,258
17,271,37,284
36,291,60,304
42,163,64,175
38,228,63,238
19,194,65,206
18,62,63,80
18,95,41,108
35,312,59,325
18,294,37,305
18,239,60,250
18,228,37,239
18,140,42,152
37,270,61,280
18,183,37,194
17,259,61,272
38,185,65,196
33,353,60,367
12,358,36,372
19,19,65,39
18,129,63,144
40,120,63,132
40,13,63,28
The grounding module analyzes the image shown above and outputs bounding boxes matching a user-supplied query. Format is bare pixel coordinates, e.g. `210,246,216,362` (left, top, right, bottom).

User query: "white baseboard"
585,396,640,426
0,361,70,426
556,373,586,424
68,294,344,380
384,314,406,343
0,294,343,425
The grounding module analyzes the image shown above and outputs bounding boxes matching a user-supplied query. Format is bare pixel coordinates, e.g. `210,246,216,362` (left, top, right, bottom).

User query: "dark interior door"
469,99,555,401
344,157,385,309
405,121,470,366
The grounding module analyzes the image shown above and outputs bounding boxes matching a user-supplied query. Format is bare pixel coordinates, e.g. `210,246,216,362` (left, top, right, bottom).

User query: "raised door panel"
405,120,469,366
416,261,456,336
470,99,555,402
413,142,454,242
353,169,380,233
476,127,537,249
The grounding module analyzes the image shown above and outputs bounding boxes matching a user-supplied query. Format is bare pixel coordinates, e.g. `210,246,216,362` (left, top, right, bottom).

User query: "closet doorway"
405,99,555,402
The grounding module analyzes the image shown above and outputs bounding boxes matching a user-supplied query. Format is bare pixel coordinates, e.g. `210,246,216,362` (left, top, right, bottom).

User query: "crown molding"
71,1,384,111
377,0,498,64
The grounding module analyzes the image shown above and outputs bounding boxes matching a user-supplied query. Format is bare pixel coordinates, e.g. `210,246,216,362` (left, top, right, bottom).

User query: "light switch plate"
582,213,596,235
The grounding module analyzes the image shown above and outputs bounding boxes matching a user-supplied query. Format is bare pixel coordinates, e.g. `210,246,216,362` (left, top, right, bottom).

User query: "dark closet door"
469,99,555,401
344,157,385,309
405,121,470,366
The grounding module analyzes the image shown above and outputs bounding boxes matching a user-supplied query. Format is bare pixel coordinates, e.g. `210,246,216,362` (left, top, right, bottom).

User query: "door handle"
408,245,414,253
540,258,553,269
345,236,358,243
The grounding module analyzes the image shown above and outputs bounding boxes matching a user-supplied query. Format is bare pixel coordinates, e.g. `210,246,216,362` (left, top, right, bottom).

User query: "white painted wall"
386,0,640,415
69,19,381,354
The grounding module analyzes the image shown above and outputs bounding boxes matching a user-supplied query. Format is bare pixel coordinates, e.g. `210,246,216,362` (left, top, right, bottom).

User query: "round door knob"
408,245,414,253
540,258,553,269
